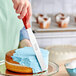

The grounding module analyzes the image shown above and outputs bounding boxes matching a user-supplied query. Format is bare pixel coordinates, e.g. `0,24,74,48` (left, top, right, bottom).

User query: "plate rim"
0,61,59,76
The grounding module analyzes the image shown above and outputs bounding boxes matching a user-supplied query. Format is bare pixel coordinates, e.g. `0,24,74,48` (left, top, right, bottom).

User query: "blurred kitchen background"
31,0,76,63
32,0,76,14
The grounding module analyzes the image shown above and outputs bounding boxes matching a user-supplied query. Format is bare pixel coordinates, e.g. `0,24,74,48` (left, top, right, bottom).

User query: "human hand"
12,0,32,22
19,39,32,48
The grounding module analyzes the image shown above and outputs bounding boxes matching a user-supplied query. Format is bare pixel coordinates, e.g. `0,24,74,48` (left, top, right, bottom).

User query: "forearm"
19,27,32,48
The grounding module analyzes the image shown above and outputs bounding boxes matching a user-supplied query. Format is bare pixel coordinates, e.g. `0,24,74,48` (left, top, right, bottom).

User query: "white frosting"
66,60,76,69
38,16,51,28
56,14,63,22
38,16,44,23
43,17,51,28
56,14,70,27
61,16,70,27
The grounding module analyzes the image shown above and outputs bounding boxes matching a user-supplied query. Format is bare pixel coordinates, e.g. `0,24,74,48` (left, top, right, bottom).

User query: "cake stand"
0,61,59,76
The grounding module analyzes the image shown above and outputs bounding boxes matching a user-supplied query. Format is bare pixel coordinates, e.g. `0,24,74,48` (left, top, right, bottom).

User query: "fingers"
18,2,32,20
12,0,19,10
26,4,32,24
16,3,23,14
12,0,32,20
18,4,28,19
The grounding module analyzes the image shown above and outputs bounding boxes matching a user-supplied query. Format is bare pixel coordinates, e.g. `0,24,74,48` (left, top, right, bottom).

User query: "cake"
55,13,70,28
74,16,76,22
36,14,44,23
75,17,76,22
35,14,51,29
38,16,51,29
73,14,76,22
5,47,49,74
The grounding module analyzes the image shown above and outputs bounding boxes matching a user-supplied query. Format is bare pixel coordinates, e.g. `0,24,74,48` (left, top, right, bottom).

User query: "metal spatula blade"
22,14,47,71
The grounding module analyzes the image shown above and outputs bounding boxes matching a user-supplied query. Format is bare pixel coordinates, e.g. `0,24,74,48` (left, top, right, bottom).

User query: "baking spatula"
22,13,46,71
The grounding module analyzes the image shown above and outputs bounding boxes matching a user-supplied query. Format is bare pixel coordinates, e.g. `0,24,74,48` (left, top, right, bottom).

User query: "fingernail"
18,16,21,19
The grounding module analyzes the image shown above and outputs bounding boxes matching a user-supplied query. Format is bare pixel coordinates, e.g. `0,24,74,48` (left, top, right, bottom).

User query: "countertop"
53,58,76,76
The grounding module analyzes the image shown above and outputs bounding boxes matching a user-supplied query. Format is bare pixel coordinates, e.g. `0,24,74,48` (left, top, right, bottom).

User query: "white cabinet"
34,32,76,48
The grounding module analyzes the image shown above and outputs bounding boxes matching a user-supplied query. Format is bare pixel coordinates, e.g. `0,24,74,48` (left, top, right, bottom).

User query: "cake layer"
5,49,33,73
5,61,33,73
11,47,49,73
6,50,19,64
